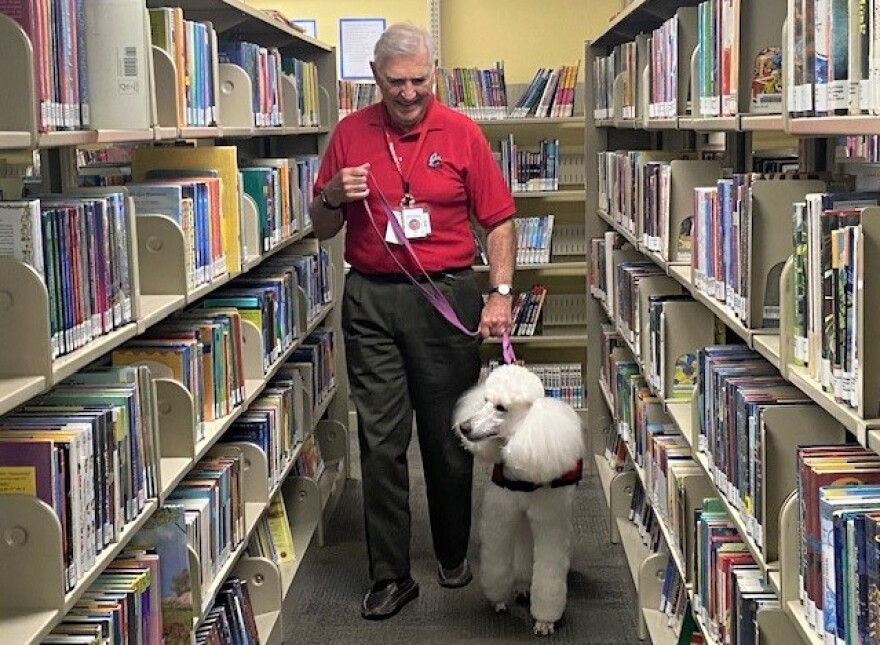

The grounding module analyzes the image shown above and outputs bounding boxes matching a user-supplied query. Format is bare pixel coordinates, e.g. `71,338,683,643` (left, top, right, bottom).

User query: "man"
309,22,516,620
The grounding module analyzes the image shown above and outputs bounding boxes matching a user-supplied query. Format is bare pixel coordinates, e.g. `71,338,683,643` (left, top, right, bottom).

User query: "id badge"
385,204,432,244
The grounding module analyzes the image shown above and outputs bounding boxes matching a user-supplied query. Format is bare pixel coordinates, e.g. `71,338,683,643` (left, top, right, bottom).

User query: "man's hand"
324,162,371,206
479,292,513,338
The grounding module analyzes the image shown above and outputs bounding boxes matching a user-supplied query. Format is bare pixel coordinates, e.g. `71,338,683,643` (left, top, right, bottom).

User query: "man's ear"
370,61,377,81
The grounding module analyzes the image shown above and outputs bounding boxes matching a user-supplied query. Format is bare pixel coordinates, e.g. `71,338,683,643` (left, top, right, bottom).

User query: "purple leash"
362,173,517,362
502,330,516,364
363,174,482,337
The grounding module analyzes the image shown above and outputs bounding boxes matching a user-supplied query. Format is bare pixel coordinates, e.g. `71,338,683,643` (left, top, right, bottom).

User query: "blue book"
818,486,880,639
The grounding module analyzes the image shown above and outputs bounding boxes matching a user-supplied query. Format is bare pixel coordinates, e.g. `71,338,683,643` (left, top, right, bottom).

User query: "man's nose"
400,83,418,100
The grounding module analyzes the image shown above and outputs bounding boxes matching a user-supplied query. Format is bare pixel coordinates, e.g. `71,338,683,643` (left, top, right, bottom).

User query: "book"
751,48,783,114
131,146,241,273
0,199,44,278
265,493,295,563
82,0,151,129
130,505,195,645
0,439,57,508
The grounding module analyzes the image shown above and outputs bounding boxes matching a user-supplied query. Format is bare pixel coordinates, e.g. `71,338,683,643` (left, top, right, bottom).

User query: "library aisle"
281,435,641,644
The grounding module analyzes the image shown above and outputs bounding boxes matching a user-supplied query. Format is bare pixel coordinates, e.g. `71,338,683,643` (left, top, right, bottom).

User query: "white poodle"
454,364,585,636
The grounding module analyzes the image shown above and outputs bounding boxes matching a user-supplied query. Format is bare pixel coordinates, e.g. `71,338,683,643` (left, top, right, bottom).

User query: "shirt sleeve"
314,127,346,198
465,123,516,229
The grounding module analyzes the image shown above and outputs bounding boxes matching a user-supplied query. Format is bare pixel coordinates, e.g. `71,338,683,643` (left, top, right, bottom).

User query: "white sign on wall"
339,18,386,80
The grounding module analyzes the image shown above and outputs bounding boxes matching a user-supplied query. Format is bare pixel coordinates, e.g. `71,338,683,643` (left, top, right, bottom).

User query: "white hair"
453,364,584,482
373,22,436,68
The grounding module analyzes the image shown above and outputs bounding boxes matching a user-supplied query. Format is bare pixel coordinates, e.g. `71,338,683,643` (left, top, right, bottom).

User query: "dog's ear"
502,397,585,483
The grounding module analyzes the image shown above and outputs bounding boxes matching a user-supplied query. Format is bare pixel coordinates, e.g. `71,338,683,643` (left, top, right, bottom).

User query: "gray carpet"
281,435,641,644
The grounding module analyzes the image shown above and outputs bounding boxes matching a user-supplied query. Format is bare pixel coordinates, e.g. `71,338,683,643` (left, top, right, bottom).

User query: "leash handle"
502,330,516,364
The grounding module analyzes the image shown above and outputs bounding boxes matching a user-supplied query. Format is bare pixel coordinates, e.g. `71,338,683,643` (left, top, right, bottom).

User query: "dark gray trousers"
342,268,483,583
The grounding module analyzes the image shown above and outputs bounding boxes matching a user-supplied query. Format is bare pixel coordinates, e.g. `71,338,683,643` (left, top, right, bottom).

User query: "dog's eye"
494,404,507,412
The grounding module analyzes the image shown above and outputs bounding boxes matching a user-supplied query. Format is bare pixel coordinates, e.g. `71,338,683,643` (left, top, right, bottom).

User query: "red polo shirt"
315,97,515,274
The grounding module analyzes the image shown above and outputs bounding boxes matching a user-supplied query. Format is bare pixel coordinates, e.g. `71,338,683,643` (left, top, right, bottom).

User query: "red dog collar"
491,459,583,492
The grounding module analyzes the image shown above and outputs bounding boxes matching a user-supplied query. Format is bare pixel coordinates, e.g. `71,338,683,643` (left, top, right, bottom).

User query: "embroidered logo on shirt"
427,152,442,168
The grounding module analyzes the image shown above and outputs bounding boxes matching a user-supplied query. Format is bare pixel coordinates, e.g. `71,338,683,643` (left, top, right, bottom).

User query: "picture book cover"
0,200,44,278
130,504,194,645
672,352,699,399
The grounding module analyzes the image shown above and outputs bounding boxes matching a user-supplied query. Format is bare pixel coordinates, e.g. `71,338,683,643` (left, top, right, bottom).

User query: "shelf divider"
151,45,181,130
665,160,722,263
218,63,256,130
239,193,262,266
0,259,53,384
233,556,283,642
0,14,38,143
857,206,880,421
757,607,802,642
609,470,637,544
760,406,845,564
635,275,683,363
0,496,65,613
743,179,825,330
637,552,669,640
136,214,189,297
658,300,715,401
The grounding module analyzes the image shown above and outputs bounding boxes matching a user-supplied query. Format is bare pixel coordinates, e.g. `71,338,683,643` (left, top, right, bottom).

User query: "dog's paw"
493,602,508,613
514,586,530,603
533,620,555,636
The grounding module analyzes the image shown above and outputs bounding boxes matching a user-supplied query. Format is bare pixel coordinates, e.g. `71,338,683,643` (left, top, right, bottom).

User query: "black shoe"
437,559,473,588
361,577,419,620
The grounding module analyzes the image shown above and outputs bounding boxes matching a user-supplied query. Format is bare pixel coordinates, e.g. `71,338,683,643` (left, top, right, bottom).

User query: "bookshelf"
0,2,349,644
584,0,880,642
472,81,588,409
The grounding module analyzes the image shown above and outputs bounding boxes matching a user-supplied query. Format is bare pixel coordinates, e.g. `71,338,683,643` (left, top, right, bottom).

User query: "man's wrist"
320,188,342,210
488,283,513,297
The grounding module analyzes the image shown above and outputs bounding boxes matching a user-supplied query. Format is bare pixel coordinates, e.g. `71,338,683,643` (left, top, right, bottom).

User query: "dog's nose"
459,421,472,437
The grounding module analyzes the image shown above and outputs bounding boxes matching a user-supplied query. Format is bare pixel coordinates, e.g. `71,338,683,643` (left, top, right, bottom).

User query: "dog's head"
453,364,584,481
453,364,545,444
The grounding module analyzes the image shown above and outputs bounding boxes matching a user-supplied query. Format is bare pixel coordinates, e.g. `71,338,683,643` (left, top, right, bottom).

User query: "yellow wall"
247,0,429,47
441,0,620,83
247,0,621,83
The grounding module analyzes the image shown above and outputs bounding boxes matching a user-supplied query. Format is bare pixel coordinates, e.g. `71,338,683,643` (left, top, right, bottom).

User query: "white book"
178,496,213,589
83,0,151,129
0,200,43,278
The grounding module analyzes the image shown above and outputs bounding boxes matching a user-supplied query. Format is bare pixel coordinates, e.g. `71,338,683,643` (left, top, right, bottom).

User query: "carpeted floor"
281,435,641,644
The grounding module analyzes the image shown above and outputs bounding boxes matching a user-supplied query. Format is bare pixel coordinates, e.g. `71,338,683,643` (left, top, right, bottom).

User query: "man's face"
372,49,435,130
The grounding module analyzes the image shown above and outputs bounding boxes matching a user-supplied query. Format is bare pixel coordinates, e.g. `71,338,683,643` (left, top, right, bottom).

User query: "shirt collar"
368,96,443,134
